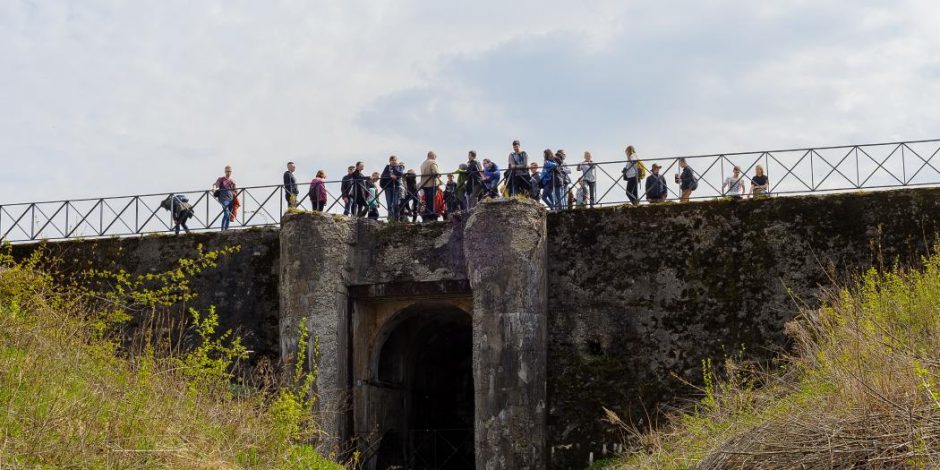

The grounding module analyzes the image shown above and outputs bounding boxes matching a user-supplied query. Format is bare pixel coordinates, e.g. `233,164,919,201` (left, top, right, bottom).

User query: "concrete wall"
545,188,940,468
15,188,940,469
9,228,281,360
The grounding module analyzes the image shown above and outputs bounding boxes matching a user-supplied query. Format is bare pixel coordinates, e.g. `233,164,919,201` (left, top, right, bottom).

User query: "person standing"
645,164,668,202
308,170,328,211
351,161,369,217
283,161,299,209
751,165,770,197
528,162,541,199
444,174,459,215
419,152,440,221
577,151,597,208
341,165,355,216
402,169,419,222
466,151,483,210
381,155,404,220
621,146,644,205
213,165,237,231
539,150,561,209
454,163,468,211
722,166,746,199
367,172,381,219
677,157,697,202
507,140,529,197
555,150,571,209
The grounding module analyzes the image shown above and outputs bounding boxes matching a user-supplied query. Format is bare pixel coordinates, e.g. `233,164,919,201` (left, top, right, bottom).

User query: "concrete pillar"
279,212,354,455
464,198,548,469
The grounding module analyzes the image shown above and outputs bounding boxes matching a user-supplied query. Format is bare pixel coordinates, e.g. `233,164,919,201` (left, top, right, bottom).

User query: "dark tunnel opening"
374,306,474,470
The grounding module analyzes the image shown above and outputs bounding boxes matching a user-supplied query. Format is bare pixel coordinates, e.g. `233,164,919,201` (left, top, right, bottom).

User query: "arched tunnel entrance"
359,302,474,470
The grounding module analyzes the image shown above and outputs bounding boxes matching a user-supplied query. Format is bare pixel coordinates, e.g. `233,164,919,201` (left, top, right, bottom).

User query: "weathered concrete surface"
545,188,940,468
9,228,280,360
279,211,355,455
465,198,548,469
352,211,469,285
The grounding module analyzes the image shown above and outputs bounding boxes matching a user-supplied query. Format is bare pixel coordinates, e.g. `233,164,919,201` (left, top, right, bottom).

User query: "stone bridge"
15,188,940,469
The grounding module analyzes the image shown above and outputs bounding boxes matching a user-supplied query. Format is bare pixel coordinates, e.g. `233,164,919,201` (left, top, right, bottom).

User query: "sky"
1,0,939,205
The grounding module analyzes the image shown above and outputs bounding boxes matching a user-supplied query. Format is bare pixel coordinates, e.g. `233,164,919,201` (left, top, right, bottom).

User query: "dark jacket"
645,174,668,200
341,174,354,197
404,173,418,195
680,166,695,191
380,163,404,190
351,170,368,202
283,171,298,197
467,159,483,183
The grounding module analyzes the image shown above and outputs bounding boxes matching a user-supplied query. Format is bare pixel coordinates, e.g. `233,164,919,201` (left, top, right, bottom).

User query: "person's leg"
220,200,231,230
422,187,433,218
627,177,638,205
681,189,692,202
588,181,596,207
555,186,564,210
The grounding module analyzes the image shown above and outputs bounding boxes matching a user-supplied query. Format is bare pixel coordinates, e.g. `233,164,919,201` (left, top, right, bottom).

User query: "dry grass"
0,254,341,469
611,251,940,469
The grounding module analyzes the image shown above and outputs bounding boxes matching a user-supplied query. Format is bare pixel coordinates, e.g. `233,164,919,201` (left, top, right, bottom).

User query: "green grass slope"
0,254,342,469
611,252,940,469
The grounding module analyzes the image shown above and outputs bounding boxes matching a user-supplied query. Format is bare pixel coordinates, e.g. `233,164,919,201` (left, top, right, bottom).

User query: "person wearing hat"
645,163,669,203
507,140,529,198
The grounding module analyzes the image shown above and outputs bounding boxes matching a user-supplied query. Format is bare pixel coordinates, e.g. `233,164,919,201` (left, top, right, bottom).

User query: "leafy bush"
0,244,341,469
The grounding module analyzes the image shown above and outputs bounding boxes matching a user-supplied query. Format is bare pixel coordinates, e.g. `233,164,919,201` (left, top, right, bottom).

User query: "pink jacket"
308,178,327,202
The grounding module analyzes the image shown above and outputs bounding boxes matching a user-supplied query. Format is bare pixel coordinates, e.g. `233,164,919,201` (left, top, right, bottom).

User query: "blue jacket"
484,163,501,189
540,160,562,187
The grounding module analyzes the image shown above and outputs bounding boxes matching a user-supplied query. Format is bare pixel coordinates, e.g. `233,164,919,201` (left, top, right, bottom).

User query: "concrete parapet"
464,198,548,469
279,212,355,455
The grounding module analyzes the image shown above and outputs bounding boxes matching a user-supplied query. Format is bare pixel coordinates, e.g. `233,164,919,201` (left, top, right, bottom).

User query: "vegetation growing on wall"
0,245,341,469
607,245,940,469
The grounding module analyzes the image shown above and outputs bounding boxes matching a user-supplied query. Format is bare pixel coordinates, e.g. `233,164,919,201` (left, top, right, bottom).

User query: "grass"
610,247,940,469
0,249,342,469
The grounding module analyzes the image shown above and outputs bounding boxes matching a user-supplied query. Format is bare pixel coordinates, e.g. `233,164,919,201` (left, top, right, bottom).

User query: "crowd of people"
165,140,772,231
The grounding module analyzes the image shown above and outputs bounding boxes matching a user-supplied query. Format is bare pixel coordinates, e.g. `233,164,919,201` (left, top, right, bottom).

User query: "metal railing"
2,138,939,243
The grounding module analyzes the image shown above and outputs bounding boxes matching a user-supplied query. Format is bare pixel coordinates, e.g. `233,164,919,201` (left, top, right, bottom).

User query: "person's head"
543,149,553,160
389,155,398,164
732,166,741,176
556,149,566,161
356,161,364,171
530,162,539,174
458,163,468,171
407,169,416,175
287,161,295,173
578,180,585,187
347,165,355,174
371,172,380,182
468,150,477,160
678,158,687,168
427,151,436,160
482,158,491,166
224,165,233,176
512,140,521,152
755,164,765,176
651,163,661,175
626,145,636,157
316,170,325,179
447,174,454,181
584,151,592,161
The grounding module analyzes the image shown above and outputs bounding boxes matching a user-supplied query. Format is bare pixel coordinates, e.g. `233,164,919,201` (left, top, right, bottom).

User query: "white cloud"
0,0,938,205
